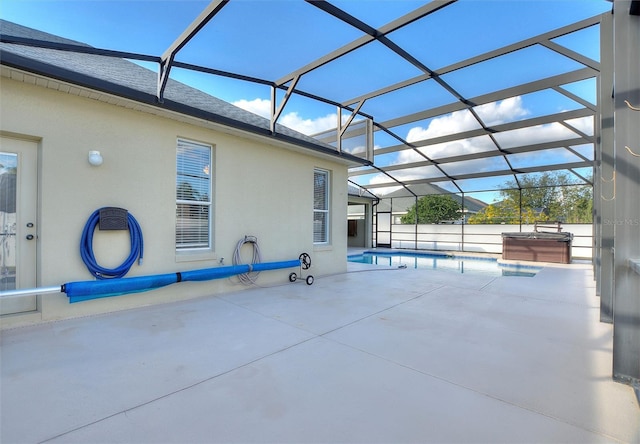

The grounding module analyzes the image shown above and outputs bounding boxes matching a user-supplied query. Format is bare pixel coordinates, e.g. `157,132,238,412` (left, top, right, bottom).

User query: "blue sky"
1,0,611,198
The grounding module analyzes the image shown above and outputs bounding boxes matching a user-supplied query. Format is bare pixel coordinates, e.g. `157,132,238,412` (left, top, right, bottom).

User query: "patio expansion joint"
318,284,447,338
218,281,447,338
37,334,321,444
311,280,624,443
36,287,451,443
478,276,499,291
321,336,625,444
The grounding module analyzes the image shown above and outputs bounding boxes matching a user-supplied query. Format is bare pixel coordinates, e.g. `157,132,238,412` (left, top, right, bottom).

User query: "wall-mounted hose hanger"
80,207,143,279
232,235,262,285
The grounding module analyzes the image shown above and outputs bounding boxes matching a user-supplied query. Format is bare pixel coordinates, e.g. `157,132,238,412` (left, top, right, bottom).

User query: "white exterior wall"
1,77,348,326
389,223,593,258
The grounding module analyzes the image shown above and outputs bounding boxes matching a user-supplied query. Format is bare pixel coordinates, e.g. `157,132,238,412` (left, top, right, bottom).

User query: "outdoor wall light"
88,150,103,166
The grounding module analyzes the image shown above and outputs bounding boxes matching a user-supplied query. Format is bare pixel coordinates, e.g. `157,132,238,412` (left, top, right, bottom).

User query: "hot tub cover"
501,232,573,241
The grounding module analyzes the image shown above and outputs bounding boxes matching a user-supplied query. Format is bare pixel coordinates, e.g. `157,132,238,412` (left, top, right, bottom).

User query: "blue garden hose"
80,208,144,279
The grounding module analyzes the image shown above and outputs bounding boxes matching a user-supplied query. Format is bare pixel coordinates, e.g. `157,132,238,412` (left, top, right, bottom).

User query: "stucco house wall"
0,75,349,327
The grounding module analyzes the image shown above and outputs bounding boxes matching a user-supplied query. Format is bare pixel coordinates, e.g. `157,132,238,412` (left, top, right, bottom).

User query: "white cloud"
367,165,442,187
280,112,338,136
406,109,480,143
364,96,580,193
232,98,271,119
232,98,339,136
474,96,530,126
564,116,594,136
395,136,497,165
234,96,590,196
493,122,578,148
405,96,529,144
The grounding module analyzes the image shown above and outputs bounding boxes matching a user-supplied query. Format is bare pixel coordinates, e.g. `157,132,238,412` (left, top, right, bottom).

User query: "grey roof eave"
0,49,371,167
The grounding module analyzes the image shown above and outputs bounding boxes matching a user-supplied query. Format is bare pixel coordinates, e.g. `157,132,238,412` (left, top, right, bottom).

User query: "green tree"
468,172,592,224
501,175,559,218
400,194,461,224
557,185,593,223
468,202,542,224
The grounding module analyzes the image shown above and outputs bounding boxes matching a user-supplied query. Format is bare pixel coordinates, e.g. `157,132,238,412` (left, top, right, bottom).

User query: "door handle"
26,234,34,240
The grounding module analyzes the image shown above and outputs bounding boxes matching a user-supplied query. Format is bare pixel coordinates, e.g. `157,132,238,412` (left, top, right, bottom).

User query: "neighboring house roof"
457,196,488,214
348,182,378,201
0,20,369,167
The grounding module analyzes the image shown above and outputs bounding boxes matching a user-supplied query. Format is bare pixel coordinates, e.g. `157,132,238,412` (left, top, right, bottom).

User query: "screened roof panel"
550,24,602,62
350,173,388,188
373,152,404,168
385,0,601,70
491,123,581,149
383,165,446,182
454,175,520,193
379,151,428,169
472,96,531,127
465,190,503,205
169,67,270,105
428,180,461,194
177,1,363,80
515,169,591,187
407,182,458,196
278,94,341,136
0,0,611,197
296,40,425,103
372,134,405,154
440,45,589,99
388,109,484,144
341,131,369,158
0,1,210,54
330,0,429,29
472,91,586,126
506,148,587,170
568,144,595,161
564,116,594,136
373,186,404,198
359,79,454,122
439,157,511,177
570,167,595,182
417,135,498,160
560,78,598,105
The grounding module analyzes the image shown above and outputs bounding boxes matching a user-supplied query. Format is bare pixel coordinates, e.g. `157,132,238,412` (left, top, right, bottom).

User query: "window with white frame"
176,139,213,251
313,168,330,244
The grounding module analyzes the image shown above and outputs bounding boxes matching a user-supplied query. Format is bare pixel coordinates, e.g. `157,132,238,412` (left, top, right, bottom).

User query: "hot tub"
502,231,573,264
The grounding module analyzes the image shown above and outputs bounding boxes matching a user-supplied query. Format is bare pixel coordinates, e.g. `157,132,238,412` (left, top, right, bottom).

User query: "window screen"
176,139,212,250
314,168,330,244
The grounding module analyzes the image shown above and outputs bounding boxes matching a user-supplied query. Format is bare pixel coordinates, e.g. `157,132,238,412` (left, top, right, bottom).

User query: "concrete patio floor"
1,259,639,443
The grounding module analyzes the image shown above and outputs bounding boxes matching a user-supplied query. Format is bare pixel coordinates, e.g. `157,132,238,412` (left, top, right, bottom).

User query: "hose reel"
289,253,314,285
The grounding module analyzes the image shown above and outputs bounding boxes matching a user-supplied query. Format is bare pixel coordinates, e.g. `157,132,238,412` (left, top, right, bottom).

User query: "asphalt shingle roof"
0,19,368,166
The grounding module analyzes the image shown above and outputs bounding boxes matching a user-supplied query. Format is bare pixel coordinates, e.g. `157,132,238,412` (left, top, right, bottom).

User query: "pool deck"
1,253,639,443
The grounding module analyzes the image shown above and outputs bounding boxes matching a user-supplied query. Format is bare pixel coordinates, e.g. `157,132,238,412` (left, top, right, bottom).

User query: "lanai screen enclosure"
1,0,638,390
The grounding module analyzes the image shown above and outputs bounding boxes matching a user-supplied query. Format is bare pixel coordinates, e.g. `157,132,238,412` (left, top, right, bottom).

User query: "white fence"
383,224,593,259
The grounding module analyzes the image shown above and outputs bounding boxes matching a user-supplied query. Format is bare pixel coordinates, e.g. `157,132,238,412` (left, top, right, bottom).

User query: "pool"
348,251,542,277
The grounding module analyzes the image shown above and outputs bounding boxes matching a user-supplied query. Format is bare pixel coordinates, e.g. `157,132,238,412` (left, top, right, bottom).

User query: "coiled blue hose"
80,208,144,279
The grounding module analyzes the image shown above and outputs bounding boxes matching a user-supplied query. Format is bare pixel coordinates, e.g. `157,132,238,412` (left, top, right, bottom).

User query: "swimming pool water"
348,252,542,277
